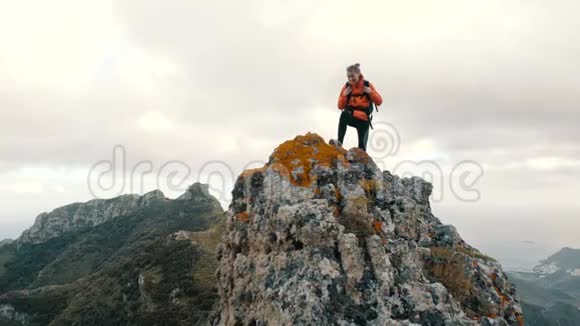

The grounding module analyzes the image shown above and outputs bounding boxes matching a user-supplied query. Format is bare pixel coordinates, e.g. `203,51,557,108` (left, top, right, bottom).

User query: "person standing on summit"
334,63,383,151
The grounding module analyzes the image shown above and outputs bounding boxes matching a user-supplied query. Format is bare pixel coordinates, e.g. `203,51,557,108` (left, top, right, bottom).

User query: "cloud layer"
1,1,579,259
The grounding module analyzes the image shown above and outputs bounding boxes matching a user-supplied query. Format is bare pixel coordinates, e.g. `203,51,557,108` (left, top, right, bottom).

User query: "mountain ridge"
0,182,225,325
509,247,580,325
16,183,218,245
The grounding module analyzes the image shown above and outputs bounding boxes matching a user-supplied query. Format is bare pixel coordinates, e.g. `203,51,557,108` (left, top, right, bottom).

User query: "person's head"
346,63,362,84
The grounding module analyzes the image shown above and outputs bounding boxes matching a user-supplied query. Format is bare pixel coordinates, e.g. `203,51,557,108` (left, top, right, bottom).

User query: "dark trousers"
338,110,370,151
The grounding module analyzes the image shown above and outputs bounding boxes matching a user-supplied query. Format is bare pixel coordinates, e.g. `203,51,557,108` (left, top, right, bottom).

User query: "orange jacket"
337,74,383,121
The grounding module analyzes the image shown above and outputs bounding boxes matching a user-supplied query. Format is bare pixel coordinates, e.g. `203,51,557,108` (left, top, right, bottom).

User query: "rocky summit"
213,133,523,326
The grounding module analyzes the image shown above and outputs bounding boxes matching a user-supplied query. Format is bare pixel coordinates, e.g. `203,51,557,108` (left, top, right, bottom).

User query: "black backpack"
345,80,379,128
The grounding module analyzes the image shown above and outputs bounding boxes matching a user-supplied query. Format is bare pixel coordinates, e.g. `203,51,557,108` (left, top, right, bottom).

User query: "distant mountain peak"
178,182,212,200
535,247,580,273
143,189,166,199
509,247,580,325
17,189,171,244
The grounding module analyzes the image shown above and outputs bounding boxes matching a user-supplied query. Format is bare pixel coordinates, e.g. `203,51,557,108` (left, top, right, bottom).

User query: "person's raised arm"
338,85,351,110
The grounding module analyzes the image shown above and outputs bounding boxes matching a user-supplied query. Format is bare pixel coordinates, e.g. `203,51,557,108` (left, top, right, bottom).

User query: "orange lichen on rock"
268,162,292,179
373,220,383,233
335,189,343,202
237,133,351,187
361,179,378,193
240,166,266,178
239,158,291,182
516,313,525,326
500,292,508,305
268,133,348,187
490,272,510,309
236,212,250,223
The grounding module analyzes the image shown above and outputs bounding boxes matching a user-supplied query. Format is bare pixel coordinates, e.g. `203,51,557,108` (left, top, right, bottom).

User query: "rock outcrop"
17,189,168,244
213,133,523,325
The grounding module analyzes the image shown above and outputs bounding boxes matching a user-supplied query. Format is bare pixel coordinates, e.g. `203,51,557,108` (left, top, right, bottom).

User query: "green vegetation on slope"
0,192,225,326
522,302,580,326
0,246,15,277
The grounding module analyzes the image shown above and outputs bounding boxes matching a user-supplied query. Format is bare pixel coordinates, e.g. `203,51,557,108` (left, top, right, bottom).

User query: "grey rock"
433,224,462,247
212,134,523,326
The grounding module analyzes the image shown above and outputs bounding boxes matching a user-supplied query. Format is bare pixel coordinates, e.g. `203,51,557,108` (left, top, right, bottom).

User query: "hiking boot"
329,139,342,149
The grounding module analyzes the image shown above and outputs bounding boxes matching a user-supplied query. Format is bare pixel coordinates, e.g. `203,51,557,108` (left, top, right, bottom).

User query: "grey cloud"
1,0,580,250
4,0,578,169
111,0,580,154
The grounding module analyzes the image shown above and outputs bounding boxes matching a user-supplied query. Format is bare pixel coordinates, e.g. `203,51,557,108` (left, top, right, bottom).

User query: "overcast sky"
1,0,579,268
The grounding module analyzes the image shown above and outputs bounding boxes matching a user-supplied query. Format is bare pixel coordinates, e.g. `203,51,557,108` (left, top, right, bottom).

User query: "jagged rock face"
214,133,523,326
17,190,168,244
